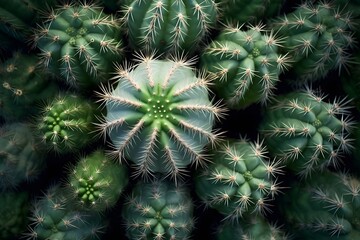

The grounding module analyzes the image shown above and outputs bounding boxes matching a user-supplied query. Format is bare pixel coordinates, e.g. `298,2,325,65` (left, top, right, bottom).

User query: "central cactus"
97,54,224,181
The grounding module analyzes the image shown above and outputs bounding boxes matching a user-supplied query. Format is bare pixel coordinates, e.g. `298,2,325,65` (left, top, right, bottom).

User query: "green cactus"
36,93,100,154
122,180,194,240
279,170,360,239
23,185,106,240
259,88,355,178
194,138,283,221
0,123,46,191
0,191,30,240
0,52,58,122
120,0,218,56
270,1,355,83
65,149,129,212
97,54,224,182
199,23,291,109
33,1,123,89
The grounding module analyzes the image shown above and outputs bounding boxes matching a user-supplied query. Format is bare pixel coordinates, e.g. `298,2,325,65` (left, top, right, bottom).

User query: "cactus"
23,185,106,240
36,92,100,154
194,138,283,221
0,52,58,123
65,149,129,212
270,1,355,83
96,54,224,182
279,170,360,239
120,0,218,56
199,23,291,109
122,179,194,240
259,88,355,178
0,123,46,191
33,1,123,89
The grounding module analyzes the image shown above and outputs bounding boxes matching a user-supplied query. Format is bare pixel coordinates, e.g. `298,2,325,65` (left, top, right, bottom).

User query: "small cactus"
97,54,224,182
194,138,283,221
122,179,195,240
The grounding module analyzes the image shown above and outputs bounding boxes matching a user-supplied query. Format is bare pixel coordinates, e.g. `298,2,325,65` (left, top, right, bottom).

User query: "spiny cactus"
0,52,58,122
270,1,356,83
33,1,123,89
65,149,129,212
0,123,46,191
36,92,100,154
23,185,106,240
122,179,194,240
259,87,355,178
194,138,283,221
279,170,360,239
120,0,218,56
96,54,225,182
199,23,291,109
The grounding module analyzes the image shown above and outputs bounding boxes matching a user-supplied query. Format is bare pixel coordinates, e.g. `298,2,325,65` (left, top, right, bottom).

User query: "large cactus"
97,54,224,182
120,0,218,56
122,180,194,240
194,138,283,221
33,1,123,89
200,23,291,109
259,88,355,178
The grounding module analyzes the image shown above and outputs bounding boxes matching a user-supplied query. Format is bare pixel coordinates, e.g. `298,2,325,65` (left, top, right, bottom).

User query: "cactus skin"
0,191,30,240
65,149,129,212
216,214,289,240
194,138,283,221
33,1,123,89
97,55,224,182
199,24,290,109
0,52,58,123
0,123,46,191
270,1,355,83
259,88,355,178
279,171,360,239
121,0,218,56
23,185,106,240
122,180,194,240
37,93,100,154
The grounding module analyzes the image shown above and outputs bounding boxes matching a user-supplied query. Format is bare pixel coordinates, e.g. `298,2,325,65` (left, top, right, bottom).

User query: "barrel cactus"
199,23,291,109
33,1,123,89
65,149,129,212
259,88,355,178
122,180,194,240
97,54,224,182
270,1,355,83
120,0,218,56
194,138,283,221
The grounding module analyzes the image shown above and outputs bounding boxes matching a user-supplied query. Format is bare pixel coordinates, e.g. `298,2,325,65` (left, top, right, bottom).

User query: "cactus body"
121,0,218,56
0,52,58,122
122,180,194,240
259,88,354,178
33,1,123,89
200,24,290,109
98,55,223,181
65,150,129,212
194,139,282,220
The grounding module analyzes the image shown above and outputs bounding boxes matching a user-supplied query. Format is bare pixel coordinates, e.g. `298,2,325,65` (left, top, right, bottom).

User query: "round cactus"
120,0,218,56
0,52,58,122
259,88,355,178
122,180,194,240
33,1,123,89
270,1,355,83
194,138,283,221
199,23,291,109
65,149,129,212
36,92,100,154
97,54,224,182
0,123,46,191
